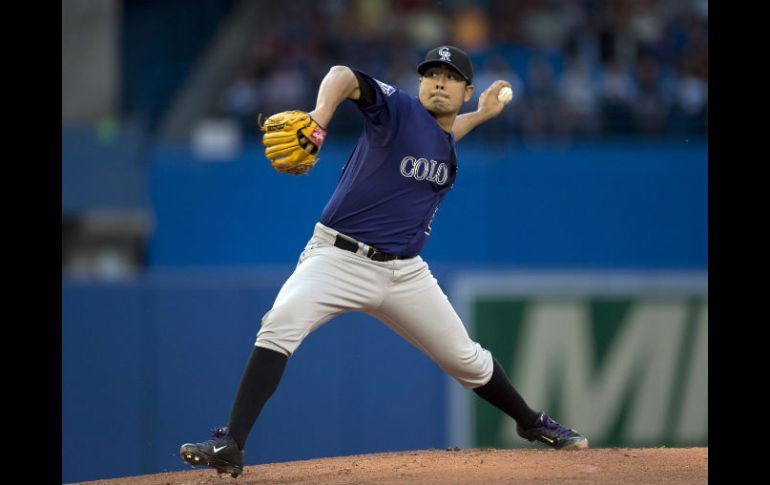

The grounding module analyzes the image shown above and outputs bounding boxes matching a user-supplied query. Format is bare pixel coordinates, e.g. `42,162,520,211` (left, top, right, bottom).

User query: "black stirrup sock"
472,358,541,428
226,346,289,450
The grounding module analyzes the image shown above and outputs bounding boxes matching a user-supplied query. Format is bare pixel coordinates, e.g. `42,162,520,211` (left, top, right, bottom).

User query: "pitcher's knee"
254,332,295,356
442,344,494,389
254,306,309,357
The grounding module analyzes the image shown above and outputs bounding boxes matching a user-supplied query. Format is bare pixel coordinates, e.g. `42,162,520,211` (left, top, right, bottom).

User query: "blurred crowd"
221,0,707,140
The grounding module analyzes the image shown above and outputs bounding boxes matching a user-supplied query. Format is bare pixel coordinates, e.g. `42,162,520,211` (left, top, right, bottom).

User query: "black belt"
334,234,400,262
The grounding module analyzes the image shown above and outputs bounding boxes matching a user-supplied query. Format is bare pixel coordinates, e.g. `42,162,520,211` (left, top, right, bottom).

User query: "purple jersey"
319,71,458,258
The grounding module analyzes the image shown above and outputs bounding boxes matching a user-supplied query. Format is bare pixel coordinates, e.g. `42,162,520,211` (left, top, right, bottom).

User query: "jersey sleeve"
350,69,412,146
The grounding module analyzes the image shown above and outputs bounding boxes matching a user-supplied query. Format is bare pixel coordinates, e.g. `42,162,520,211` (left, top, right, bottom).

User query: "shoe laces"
208,427,232,444
541,415,577,438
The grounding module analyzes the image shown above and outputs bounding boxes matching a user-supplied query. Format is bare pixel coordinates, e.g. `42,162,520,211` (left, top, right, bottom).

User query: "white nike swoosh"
213,445,227,453
541,437,554,443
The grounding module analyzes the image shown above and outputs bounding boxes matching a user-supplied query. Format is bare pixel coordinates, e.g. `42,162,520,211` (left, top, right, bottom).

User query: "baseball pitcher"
180,45,588,478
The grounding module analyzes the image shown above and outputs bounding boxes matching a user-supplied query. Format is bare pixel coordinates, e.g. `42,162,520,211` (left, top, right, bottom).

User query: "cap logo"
438,47,451,61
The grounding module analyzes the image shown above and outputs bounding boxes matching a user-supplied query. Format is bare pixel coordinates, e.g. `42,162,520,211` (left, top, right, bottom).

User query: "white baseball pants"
255,222,494,389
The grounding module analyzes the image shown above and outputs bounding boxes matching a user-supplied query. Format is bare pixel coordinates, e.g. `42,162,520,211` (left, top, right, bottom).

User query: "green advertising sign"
447,272,707,449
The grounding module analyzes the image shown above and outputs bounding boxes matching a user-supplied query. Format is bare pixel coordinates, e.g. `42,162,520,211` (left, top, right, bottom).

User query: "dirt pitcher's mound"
69,447,707,485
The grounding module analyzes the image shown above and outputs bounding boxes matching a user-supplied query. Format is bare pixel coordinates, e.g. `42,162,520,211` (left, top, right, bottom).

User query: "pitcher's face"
418,65,474,116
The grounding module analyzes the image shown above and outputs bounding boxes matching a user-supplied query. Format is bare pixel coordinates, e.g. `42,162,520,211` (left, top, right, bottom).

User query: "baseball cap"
417,45,474,84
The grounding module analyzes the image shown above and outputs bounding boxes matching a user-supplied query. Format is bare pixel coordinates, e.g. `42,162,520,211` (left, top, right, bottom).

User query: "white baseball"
497,86,513,105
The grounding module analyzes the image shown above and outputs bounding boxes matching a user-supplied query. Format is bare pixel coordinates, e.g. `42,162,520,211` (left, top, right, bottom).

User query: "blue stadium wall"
147,138,707,268
62,137,707,482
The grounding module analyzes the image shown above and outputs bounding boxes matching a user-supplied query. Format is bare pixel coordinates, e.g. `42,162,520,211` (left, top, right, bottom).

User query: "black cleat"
180,427,244,477
516,412,589,450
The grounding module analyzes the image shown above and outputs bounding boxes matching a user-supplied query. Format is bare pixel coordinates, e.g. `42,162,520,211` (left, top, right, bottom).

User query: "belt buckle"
367,247,383,261
368,247,395,261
